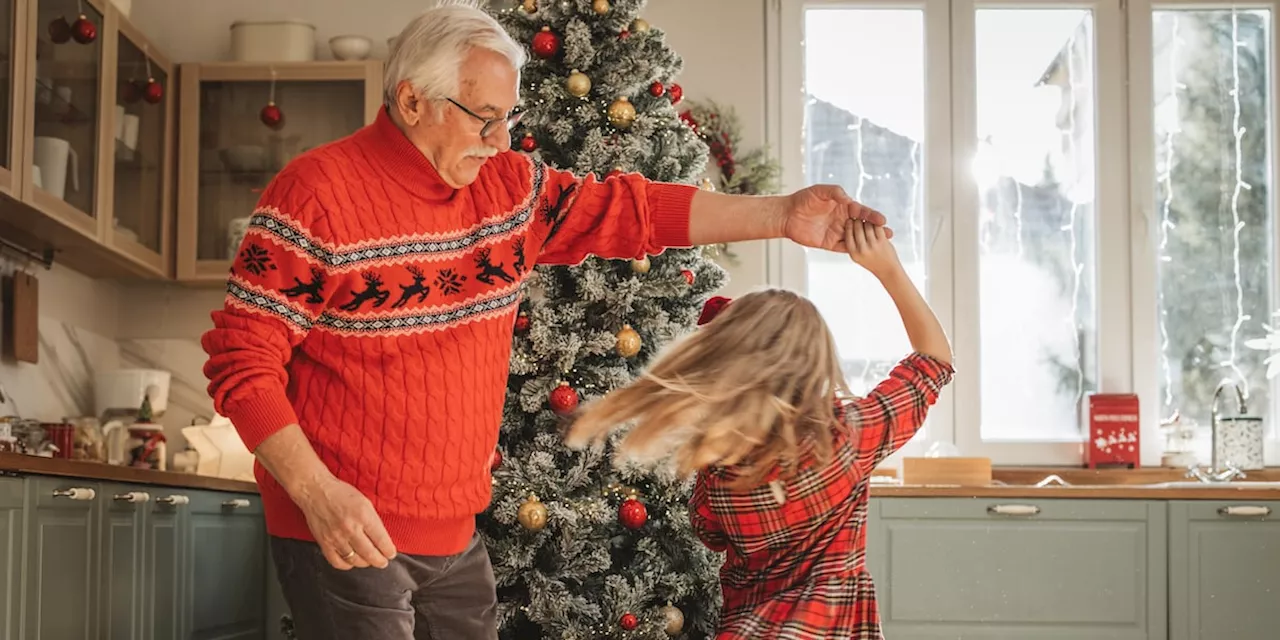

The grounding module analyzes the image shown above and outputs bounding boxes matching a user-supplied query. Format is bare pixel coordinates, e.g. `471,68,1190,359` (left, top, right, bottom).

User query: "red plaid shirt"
689,352,953,639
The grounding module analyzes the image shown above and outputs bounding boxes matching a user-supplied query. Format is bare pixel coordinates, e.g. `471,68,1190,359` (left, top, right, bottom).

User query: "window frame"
771,0,1148,466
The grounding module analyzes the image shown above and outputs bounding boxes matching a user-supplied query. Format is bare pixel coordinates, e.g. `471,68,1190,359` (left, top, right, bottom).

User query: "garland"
680,100,783,264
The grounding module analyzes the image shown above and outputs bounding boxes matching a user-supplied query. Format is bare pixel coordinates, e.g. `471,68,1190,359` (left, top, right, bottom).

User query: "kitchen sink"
1147,481,1280,489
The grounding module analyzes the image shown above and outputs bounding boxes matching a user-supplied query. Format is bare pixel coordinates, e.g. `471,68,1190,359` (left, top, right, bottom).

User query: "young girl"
566,219,953,639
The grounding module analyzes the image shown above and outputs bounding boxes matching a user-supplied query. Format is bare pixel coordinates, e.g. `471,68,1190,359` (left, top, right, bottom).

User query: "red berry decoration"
514,312,531,333
619,613,639,631
549,381,579,415
48,17,72,44
144,78,164,104
72,14,97,45
668,83,684,105
519,134,537,152
260,102,284,130
649,81,665,97
618,29,630,40
532,26,560,58
619,497,647,529
489,448,503,472
681,269,695,285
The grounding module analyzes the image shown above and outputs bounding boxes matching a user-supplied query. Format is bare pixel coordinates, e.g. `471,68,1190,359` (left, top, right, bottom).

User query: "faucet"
1186,380,1249,483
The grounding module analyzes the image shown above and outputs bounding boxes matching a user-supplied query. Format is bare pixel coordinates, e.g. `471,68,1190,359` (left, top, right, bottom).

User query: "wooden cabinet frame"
174,60,383,283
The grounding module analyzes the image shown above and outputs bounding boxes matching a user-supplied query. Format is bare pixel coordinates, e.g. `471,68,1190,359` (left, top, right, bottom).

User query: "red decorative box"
1084,394,1140,469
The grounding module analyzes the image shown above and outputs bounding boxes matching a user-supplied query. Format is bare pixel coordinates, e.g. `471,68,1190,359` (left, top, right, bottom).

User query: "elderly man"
202,1,888,638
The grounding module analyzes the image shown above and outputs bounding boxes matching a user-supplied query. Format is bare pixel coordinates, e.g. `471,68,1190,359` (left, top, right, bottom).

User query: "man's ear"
393,81,422,126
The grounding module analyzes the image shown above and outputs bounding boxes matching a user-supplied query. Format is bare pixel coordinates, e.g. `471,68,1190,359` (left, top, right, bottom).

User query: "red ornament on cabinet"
618,497,647,529
532,26,560,58
119,79,143,104
48,17,72,44
1084,393,1140,469
144,78,164,104
619,613,639,631
260,102,284,130
549,381,579,415
72,14,97,44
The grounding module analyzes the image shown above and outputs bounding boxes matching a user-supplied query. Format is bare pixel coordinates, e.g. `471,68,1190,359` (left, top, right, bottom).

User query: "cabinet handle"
52,488,96,501
156,495,190,506
222,498,251,509
987,504,1040,516
113,491,151,503
1217,505,1272,518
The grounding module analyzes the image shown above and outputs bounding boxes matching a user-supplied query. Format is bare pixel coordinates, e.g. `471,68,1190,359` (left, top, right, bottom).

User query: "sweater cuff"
648,183,696,248
224,389,299,452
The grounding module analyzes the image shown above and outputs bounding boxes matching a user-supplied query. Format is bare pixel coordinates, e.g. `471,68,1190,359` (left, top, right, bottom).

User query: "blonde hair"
565,288,851,489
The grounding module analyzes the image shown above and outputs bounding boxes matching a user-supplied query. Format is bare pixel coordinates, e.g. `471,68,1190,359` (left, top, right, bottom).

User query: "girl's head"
565,288,850,488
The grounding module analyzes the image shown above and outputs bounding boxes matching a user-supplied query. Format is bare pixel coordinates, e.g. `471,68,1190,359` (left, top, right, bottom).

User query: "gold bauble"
592,0,610,14
630,255,651,273
607,96,637,129
660,602,685,635
699,177,716,192
517,494,548,531
631,18,650,32
521,0,535,12
566,69,591,98
616,324,641,358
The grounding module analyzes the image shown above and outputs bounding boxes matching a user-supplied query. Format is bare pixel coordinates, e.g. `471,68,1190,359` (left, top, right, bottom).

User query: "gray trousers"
270,533,498,639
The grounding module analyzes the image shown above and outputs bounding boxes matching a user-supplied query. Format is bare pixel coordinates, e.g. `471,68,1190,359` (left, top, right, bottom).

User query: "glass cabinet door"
1,0,15,187
29,0,104,223
195,79,364,262
111,29,166,254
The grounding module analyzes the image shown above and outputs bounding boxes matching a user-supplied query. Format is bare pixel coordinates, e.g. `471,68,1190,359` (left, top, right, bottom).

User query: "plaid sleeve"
842,352,954,476
689,471,729,552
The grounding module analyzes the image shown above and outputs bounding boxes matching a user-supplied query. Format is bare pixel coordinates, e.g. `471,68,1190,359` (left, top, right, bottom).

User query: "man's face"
395,48,520,188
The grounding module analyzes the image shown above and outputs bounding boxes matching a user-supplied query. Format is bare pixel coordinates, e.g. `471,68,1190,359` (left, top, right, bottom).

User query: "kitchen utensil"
2,272,38,363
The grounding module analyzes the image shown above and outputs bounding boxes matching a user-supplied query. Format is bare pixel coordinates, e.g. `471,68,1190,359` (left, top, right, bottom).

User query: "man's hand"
782,184,893,251
295,474,398,570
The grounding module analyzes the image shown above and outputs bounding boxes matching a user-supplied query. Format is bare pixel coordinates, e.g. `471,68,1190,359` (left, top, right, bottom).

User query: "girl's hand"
845,219,903,281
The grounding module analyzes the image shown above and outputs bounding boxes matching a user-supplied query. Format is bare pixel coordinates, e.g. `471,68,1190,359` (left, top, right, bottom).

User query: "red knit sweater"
202,108,694,556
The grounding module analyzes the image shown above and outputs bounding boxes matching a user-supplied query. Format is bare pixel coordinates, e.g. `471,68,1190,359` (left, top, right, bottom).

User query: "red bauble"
260,102,284,130
679,111,698,131
519,134,537,152
514,312,531,333
120,79,143,104
649,81,665,97
72,14,97,45
618,29,630,40
681,269,695,285
667,83,684,104
144,78,164,104
549,381,579,415
619,613,639,631
48,17,72,44
618,497,647,529
489,448,503,472
532,26,560,58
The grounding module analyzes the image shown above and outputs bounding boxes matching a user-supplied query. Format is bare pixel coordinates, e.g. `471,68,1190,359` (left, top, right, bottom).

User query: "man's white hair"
384,0,527,105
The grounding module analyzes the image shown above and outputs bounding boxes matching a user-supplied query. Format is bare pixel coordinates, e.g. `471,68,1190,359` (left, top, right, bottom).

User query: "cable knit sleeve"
200,172,334,452
531,163,695,265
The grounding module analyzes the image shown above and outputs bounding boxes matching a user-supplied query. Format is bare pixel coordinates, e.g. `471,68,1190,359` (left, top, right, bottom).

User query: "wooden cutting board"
2,272,37,364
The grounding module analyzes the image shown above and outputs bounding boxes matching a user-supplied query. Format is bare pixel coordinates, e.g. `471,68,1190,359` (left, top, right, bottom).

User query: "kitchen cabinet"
0,472,268,639
0,0,174,279
869,498,1168,639
175,61,383,284
1167,500,1280,640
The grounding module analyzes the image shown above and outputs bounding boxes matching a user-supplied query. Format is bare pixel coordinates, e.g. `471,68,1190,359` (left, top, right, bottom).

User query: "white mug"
32,136,79,200
114,105,126,141
121,115,140,150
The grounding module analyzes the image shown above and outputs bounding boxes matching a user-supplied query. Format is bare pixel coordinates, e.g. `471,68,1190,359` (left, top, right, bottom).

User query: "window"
974,9,1100,441
1150,8,1275,453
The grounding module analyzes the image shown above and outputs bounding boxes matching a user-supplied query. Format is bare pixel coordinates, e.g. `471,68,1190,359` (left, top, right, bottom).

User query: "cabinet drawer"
187,489,263,516
880,497,1154,521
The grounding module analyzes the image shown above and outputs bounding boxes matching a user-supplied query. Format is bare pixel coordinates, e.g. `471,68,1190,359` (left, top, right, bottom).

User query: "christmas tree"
481,1,726,638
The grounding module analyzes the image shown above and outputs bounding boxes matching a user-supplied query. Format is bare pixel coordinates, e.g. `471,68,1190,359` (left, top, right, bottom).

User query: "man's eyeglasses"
446,97,524,138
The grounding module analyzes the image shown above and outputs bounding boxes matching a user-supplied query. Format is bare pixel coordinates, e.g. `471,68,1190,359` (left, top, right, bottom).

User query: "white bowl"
219,145,267,173
329,35,372,60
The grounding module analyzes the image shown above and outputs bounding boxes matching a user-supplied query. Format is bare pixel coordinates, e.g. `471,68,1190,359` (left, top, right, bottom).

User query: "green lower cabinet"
185,491,266,639
23,476,100,640
0,476,25,639
1167,500,1280,640
869,498,1168,639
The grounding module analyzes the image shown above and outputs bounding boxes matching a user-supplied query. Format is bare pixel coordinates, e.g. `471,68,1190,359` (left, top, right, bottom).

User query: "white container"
230,21,316,62
95,369,171,417
329,35,372,60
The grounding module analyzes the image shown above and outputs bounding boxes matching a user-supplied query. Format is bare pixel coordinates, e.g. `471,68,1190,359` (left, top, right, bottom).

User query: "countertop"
2,454,1279,500
0,452,258,494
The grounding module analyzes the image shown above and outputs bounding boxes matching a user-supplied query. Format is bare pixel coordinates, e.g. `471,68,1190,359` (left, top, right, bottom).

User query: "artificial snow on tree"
481,1,726,638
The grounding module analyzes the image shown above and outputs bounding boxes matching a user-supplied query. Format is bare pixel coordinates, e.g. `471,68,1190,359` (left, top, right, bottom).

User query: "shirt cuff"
648,183,696,249
224,389,299,452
